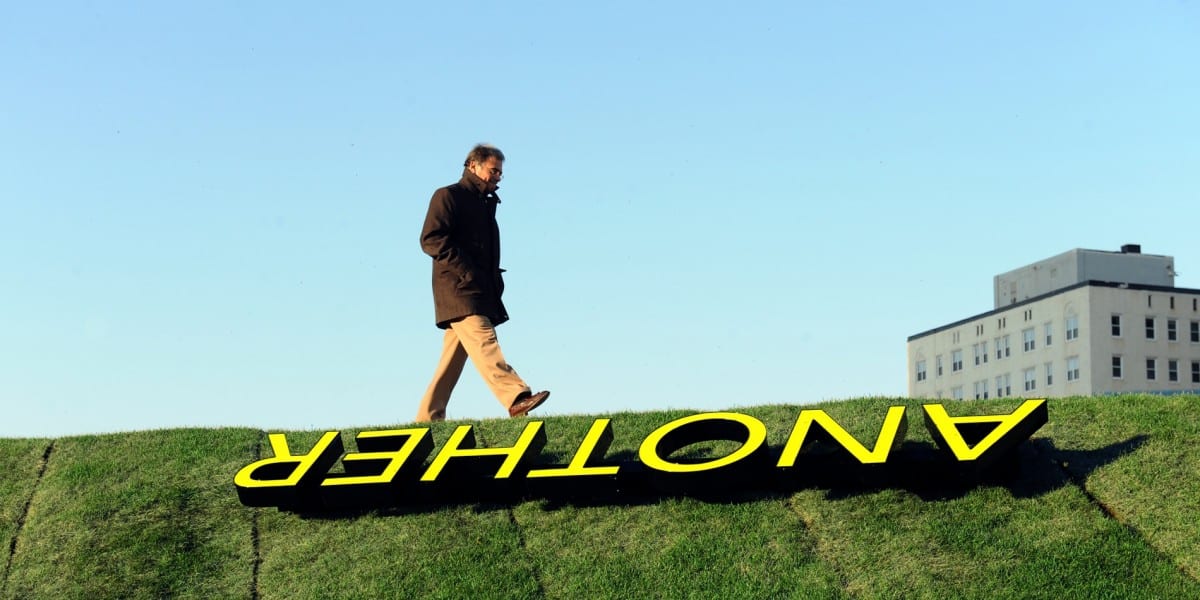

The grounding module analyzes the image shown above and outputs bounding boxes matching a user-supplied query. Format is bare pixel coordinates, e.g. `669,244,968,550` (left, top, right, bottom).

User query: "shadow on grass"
823,434,1148,503
284,436,1147,518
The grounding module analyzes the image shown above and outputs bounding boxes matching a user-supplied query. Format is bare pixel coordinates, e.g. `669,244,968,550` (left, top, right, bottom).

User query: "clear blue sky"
3,2,1198,437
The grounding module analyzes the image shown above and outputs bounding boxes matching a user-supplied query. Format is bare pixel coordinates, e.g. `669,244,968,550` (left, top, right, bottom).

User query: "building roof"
907,280,1200,342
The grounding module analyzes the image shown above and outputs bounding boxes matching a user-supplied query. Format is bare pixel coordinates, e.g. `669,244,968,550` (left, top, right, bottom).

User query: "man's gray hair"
463,143,505,167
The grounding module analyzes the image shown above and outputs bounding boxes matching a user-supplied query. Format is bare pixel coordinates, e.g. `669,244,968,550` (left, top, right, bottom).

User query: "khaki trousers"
416,315,531,422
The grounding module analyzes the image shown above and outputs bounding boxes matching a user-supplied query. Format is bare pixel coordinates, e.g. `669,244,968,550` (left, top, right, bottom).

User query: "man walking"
415,144,550,422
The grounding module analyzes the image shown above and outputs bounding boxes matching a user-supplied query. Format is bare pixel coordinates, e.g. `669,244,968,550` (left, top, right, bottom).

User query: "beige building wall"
1087,287,1200,395
908,283,1200,400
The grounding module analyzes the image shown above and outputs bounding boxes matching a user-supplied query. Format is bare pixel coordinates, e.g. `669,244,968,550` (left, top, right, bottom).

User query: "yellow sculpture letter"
776,406,908,466
234,432,343,506
527,419,621,478
639,412,768,474
421,422,547,481
923,399,1048,466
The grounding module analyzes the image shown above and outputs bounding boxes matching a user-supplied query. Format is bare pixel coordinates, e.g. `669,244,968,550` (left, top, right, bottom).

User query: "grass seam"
784,495,856,598
505,507,547,600
475,426,547,599
250,431,265,600
1,440,56,596
1045,447,1199,584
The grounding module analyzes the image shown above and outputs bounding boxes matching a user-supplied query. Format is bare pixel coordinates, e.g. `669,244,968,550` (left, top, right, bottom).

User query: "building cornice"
907,281,1200,342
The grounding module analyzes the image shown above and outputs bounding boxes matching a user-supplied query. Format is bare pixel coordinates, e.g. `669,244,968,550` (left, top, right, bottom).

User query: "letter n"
777,406,908,466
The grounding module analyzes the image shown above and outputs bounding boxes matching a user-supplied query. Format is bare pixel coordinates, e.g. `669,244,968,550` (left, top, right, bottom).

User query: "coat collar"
460,168,501,203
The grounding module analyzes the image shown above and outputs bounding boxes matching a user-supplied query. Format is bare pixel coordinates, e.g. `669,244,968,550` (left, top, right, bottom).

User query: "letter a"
923,399,1048,467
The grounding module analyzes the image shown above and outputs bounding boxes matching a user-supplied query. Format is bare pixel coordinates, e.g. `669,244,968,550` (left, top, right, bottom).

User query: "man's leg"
415,327,469,422
449,315,531,410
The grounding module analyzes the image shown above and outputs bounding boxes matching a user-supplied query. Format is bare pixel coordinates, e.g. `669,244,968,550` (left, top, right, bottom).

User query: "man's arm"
419,188,478,281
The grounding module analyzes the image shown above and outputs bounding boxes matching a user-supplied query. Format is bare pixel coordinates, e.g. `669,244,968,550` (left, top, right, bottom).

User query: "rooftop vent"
1121,244,1141,254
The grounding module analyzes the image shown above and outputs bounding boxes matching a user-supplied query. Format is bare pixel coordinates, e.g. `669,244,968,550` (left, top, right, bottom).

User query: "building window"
1044,323,1053,347
936,355,943,377
1024,368,1036,391
974,342,990,365
1022,328,1035,352
1111,314,1122,337
1168,359,1178,382
1192,320,1200,343
916,360,927,382
1193,361,1200,384
995,375,1005,398
1148,295,1153,308
952,350,963,372
1146,317,1156,340
1112,355,1123,378
1170,296,1175,310
951,386,964,400
1167,319,1178,342
1067,357,1080,381
995,334,1010,358
1045,362,1053,387
1066,315,1079,340
1146,358,1157,380
974,380,986,400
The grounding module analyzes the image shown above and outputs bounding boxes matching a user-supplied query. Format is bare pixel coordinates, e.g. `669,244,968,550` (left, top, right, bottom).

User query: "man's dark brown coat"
420,169,509,329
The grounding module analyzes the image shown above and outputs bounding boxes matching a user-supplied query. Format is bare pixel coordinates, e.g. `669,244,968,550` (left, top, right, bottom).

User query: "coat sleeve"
420,188,478,281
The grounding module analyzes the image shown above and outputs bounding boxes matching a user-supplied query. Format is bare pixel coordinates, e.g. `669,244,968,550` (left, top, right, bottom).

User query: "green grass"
1,439,50,581
2,395,1199,599
254,426,542,599
3,429,261,599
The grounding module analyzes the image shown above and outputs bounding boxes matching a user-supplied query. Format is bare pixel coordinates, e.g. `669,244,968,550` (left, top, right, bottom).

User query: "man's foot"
508,390,550,417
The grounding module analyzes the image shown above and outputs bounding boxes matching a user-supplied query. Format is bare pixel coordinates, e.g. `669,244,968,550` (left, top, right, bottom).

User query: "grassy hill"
2,395,1198,599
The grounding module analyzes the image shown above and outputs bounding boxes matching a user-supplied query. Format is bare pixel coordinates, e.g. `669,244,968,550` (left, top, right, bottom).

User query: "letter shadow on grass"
816,435,1148,503
286,436,1148,519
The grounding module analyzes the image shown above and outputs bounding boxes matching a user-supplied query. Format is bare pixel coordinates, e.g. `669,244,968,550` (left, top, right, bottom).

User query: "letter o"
638,412,767,474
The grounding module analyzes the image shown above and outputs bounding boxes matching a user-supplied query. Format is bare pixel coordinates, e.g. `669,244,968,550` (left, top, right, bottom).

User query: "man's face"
469,157,504,184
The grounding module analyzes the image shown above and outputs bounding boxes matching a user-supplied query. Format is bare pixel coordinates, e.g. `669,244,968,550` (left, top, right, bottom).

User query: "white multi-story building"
908,245,1200,399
